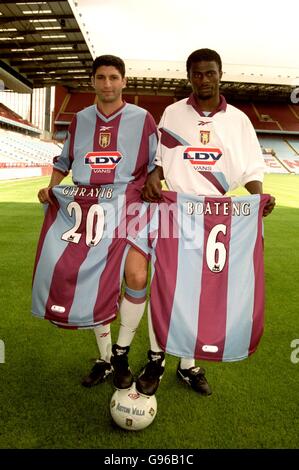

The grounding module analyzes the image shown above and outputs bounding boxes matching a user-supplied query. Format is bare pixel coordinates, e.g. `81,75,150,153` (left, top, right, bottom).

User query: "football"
110,383,157,431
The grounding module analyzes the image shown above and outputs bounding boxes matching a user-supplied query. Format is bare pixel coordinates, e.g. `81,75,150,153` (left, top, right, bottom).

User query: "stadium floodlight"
0,37,24,41
21,58,43,61
57,56,78,60
42,35,66,39
35,27,61,30
22,10,52,14
29,19,57,23
50,47,73,51
11,48,35,52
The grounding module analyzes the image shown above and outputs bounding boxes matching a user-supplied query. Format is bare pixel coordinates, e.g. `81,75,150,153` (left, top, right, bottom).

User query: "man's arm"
245,180,275,217
142,166,164,202
37,169,66,204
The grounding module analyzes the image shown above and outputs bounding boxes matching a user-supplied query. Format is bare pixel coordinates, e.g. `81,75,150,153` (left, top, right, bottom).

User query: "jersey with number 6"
32,184,144,328
129,191,270,362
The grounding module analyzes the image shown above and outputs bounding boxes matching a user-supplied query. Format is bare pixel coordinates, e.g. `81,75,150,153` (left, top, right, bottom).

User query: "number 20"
61,201,105,247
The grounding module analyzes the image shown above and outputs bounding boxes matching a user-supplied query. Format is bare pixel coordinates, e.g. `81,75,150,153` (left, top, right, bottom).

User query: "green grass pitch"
0,174,298,449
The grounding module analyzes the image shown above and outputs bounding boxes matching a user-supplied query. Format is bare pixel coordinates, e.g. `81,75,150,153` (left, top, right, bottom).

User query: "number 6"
206,224,227,273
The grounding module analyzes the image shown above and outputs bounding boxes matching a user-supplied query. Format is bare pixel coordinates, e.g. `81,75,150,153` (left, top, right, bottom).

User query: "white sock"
116,296,146,347
94,323,112,363
180,358,195,370
148,304,163,352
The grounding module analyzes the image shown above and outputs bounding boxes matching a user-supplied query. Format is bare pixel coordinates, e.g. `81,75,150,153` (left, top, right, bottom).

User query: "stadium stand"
259,138,289,174
54,92,299,132
52,92,299,175
53,91,136,139
55,93,93,125
54,91,137,126
234,102,281,131
0,127,62,180
261,153,289,174
0,128,61,165
287,138,299,153
258,135,299,174
0,103,32,128
3,91,299,179
0,103,41,135
254,103,299,132
137,95,174,122
259,135,291,158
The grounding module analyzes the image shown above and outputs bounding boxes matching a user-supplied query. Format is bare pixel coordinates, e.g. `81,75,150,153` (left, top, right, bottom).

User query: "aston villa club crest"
200,130,210,145
99,132,111,148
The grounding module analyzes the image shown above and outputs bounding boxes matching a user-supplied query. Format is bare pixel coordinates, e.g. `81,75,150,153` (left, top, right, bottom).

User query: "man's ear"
122,77,127,88
91,76,95,89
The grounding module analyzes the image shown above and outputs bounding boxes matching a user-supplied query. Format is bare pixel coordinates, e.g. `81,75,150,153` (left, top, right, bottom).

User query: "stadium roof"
0,0,298,100
0,0,93,92
75,0,299,83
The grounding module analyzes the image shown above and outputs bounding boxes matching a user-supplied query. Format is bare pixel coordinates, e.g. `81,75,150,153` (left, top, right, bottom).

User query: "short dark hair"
92,55,125,77
186,48,222,75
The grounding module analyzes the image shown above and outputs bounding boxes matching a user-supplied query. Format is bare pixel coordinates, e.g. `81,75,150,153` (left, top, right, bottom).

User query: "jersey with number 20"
32,184,141,328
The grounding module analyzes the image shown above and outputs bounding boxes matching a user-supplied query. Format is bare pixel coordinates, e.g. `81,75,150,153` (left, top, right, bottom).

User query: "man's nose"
201,73,210,83
104,78,112,87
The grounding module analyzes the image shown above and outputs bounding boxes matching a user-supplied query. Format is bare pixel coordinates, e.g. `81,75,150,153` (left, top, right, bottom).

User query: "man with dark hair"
137,48,275,397
186,48,222,76
91,54,126,78
37,55,157,390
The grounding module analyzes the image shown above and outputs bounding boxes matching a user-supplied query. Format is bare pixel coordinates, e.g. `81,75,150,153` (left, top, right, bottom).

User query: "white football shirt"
155,94,265,195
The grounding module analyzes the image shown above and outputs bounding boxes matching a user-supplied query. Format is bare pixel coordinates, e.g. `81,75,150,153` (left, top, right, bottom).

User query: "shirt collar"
95,100,126,119
187,93,227,117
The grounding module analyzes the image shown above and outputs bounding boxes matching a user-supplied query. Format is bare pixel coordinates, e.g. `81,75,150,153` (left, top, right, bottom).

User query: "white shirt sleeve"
239,115,266,186
154,112,166,167
53,131,71,175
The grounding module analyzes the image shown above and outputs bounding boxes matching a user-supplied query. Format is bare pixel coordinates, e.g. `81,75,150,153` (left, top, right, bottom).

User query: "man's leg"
136,306,212,396
81,322,113,387
177,358,212,396
82,247,148,388
136,304,165,396
111,247,148,389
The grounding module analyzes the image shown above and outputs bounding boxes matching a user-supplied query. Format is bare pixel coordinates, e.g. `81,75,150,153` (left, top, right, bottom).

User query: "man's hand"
142,167,163,202
37,187,54,205
263,195,276,217
244,181,275,217
37,169,66,204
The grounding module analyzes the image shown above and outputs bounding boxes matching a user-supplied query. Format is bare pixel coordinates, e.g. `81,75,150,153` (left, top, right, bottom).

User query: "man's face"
188,61,222,100
91,65,126,104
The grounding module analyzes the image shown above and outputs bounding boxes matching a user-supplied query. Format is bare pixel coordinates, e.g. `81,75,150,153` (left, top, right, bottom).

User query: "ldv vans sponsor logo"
183,147,222,166
84,151,122,170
